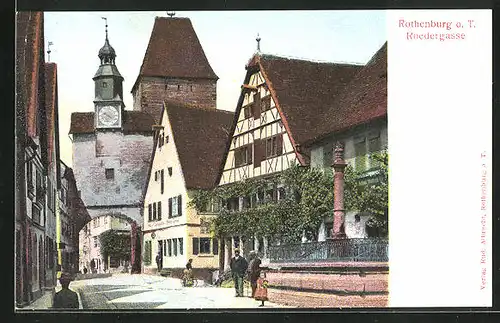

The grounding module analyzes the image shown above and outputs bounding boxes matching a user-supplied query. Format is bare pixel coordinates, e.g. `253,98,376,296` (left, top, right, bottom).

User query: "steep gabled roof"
310,42,387,143
166,102,233,189
16,11,44,137
69,111,155,135
132,17,218,93
45,62,57,166
251,54,362,146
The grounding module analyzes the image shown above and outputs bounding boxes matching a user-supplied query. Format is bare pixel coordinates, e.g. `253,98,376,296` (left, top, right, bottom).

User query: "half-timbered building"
141,101,233,280
216,52,363,268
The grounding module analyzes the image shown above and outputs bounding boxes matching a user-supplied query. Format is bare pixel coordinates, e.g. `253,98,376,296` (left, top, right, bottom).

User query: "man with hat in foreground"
230,248,248,297
52,272,79,309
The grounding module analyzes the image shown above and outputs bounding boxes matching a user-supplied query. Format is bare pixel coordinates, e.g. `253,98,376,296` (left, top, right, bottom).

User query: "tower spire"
101,16,108,41
98,16,116,65
256,33,261,53
47,41,53,62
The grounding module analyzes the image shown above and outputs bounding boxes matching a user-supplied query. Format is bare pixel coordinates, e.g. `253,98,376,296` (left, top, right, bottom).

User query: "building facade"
79,214,131,273
215,51,362,269
306,42,388,240
58,161,91,274
141,102,232,280
15,11,61,306
70,26,155,270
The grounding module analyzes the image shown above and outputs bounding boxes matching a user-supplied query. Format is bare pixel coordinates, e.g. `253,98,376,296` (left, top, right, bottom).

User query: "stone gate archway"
77,212,141,275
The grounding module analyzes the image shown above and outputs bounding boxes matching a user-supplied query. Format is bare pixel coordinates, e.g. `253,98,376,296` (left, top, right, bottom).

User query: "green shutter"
178,195,182,216
213,238,219,255
192,238,199,255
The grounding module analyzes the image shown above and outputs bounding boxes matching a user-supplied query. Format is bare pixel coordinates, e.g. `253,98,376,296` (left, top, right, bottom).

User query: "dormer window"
102,82,107,88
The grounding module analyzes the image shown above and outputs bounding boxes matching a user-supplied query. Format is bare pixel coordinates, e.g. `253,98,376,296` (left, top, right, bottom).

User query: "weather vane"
47,41,53,62
166,11,176,18
256,33,261,52
101,16,108,40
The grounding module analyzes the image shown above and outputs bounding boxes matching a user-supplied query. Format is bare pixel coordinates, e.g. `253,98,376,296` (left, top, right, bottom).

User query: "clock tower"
93,21,124,130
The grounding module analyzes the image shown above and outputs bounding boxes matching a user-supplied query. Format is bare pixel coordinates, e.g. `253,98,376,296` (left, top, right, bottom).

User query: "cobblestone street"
72,274,286,309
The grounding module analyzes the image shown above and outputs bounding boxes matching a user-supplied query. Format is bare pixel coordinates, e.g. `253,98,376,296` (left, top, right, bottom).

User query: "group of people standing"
230,248,267,306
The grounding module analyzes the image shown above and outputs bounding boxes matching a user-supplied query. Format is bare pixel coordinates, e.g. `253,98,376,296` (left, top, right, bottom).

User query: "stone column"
224,238,231,270
239,236,244,255
332,142,348,240
263,237,269,259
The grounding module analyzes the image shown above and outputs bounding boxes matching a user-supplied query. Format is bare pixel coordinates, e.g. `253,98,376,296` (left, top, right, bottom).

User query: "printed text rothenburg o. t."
399,19,477,41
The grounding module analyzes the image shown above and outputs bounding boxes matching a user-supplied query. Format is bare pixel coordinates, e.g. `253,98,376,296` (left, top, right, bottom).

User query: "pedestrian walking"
156,252,162,273
254,272,269,307
229,248,248,297
183,259,194,287
52,272,79,309
247,250,262,298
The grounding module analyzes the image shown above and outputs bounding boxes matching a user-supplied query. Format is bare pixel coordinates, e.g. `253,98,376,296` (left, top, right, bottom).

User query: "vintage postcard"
14,9,491,310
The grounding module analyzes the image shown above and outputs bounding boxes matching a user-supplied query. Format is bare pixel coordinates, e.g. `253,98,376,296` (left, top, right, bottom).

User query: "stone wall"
72,132,153,224
132,77,217,118
264,262,388,308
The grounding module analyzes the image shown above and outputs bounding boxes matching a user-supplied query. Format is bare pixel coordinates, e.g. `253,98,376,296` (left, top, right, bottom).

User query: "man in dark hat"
52,272,79,309
229,248,248,297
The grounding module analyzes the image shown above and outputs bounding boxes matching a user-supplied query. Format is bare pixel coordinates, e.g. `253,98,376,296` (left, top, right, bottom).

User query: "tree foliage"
99,230,131,260
344,150,389,236
190,163,334,243
190,149,389,242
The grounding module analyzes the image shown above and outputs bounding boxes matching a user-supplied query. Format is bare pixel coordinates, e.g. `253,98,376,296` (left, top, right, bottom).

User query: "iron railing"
268,238,388,263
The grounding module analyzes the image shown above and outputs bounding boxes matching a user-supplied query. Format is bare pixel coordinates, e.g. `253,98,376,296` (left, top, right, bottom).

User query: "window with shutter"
167,239,172,256
253,139,263,168
243,105,251,119
213,238,219,255
252,93,261,119
153,202,157,221
192,238,199,255
158,201,162,220
173,239,178,256
168,198,172,218
200,238,211,254
276,134,283,156
179,238,183,255
261,95,271,112
160,170,164,194
178,195,182,216
354,137,367,172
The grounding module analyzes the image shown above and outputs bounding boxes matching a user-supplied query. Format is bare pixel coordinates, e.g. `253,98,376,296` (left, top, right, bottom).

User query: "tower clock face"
98,105,119,127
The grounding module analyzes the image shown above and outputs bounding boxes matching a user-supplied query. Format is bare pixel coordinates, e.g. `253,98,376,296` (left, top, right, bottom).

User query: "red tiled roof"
16,11,43,138
132,17,218,92
45,63,57,165
311,42,387,143
69,111,155,135
165,102,234,189
254,54,362,146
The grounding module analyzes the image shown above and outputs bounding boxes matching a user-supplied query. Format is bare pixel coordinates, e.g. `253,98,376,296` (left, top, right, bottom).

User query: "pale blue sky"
44,11,386,166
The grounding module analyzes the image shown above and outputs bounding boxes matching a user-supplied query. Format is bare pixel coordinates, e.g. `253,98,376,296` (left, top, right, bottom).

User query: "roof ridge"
260,52,364,66
165,101,233,115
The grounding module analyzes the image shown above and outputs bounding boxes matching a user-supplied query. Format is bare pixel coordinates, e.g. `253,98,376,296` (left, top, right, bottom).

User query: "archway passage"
78,212,141,275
